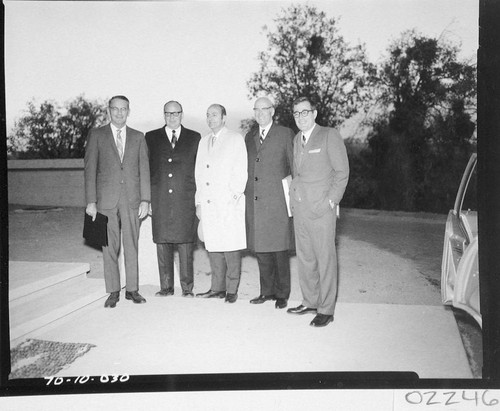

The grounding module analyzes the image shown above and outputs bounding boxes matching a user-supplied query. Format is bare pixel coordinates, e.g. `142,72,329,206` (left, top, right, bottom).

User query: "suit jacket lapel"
178,125,183,141
261,123,274,150
208,127,223,155
296,125,319,172
253,128,261,152
256,123,274,152
307,124,320,147
160,127,173,152
295,132,303,173
106,124,122,162
123,126,135,162
176,125,186,149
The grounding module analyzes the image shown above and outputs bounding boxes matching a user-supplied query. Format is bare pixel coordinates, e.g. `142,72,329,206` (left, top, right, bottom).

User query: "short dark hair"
164,100,183,112
109,95,130,107
292,96,316,111
209,103,227,116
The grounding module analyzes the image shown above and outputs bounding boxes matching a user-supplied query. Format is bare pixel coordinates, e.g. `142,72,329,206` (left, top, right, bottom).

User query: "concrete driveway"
7,206,474,380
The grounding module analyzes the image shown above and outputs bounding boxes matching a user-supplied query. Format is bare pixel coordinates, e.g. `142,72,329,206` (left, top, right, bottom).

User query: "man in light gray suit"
287,96,349,327
85,95,150,308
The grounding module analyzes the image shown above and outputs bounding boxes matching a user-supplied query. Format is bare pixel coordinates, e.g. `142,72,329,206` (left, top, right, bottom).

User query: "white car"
441,153,480,327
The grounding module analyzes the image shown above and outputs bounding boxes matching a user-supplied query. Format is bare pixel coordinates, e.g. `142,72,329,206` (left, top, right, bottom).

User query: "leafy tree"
375,30,476,130
240,118,258,136
8,101,59,159
342,138,379,209
366,30,476,212
246,4,375,131
8,95,107,159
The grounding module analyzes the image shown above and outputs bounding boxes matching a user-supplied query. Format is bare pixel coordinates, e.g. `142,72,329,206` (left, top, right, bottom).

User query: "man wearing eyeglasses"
244,96,294,309
287,96,349,327
85,95,150,308
145,101,201,298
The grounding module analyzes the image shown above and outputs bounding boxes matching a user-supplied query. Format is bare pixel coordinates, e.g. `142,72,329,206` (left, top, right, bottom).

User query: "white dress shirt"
301,124,316,145
165,126,181,144
110,123,126,147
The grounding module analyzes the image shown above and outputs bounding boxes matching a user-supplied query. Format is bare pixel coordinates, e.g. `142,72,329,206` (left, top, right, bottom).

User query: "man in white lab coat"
195,104,248,303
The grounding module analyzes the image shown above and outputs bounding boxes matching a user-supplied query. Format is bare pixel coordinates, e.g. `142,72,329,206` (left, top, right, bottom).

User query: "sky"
4,0,479,137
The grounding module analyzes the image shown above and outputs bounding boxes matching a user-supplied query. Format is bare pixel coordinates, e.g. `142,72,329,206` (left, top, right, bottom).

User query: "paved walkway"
25,287,471,378
8,207,472,379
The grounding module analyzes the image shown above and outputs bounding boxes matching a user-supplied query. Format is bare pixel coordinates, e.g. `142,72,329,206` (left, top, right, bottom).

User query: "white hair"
255,94,276,107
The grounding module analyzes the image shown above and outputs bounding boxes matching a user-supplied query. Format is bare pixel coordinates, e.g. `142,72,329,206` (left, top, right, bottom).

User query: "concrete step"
9,261,91,301
9,261,105,343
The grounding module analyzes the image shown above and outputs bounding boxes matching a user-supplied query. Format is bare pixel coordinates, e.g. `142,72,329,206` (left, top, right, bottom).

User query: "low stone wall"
8,159,85,207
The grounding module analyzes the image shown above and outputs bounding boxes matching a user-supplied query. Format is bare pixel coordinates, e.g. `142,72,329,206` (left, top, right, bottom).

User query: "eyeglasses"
164,111,182,117
109,107,128,114
293,109,314,118
253,106,272,113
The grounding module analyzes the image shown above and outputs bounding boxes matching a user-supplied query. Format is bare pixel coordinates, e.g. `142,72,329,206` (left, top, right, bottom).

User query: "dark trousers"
256,251,290,299
100,187,140,293
156,242,194,293
208,251,242,294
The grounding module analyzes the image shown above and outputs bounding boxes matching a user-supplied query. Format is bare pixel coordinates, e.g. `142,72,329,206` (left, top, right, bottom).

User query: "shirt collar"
212,127,225,139
302,124,316,142
165,126,181,139
259,122,272,138
110,123,125,139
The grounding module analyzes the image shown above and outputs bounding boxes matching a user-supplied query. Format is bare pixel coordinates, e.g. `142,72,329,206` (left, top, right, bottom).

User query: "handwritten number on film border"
405,390,499,406
44,374,130,385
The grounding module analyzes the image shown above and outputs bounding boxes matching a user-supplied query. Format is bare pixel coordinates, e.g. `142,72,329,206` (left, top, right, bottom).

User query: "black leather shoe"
275,298,288,309
125,291,146,304
104,292,120,308
249,294,276,304
196,289,226,299
287,304,317,315
225,293,238,303
155,287,174,297
182,291,194,298
310,314,334,327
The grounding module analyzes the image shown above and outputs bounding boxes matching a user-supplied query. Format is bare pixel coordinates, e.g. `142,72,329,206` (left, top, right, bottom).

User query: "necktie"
171,130,177,149
260,129,265,145
211,134,216,148
116,129,124,161
302,133,306,148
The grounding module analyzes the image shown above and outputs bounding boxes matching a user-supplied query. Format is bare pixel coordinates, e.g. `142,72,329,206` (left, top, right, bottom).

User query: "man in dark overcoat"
145,100,201,297
245,96,294,309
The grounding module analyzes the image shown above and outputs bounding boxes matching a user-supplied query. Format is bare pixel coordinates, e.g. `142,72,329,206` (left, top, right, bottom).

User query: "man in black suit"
245,96,294,309
145,101,201,297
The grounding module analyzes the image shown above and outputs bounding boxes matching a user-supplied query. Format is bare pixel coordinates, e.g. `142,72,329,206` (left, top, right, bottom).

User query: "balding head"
253,96,275,128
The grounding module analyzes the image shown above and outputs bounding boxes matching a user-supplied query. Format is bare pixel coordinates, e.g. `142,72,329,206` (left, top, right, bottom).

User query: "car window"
462,161,477,212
